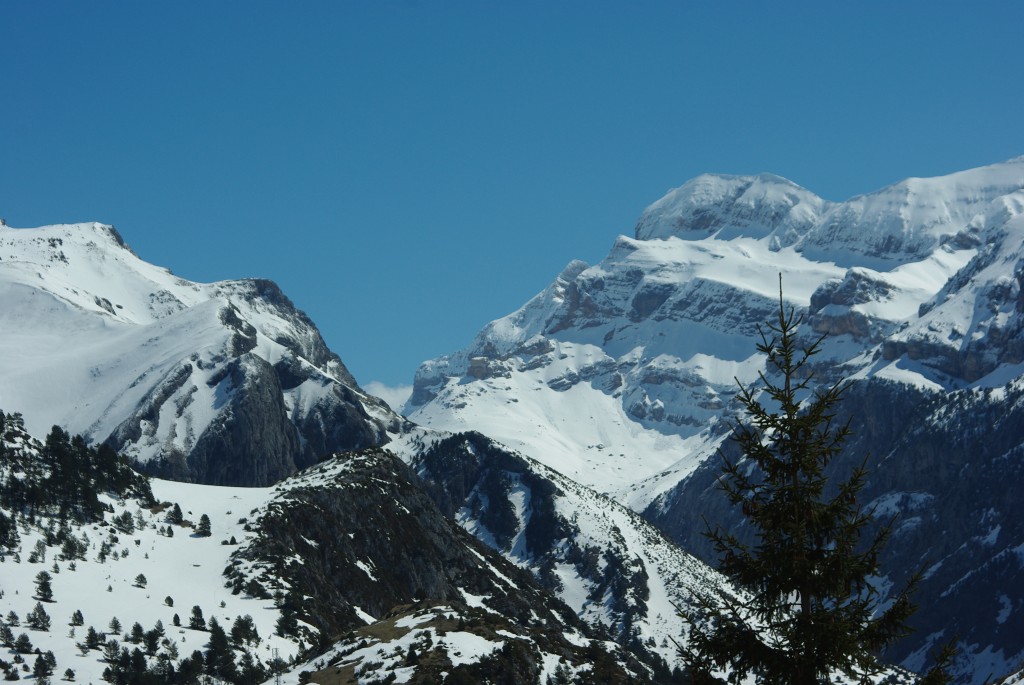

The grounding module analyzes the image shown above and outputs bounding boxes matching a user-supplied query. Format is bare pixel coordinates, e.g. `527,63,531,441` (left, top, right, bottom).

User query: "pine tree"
188,605,206,631
166,503,183,525
14,632,33,654
682,282,918,685
26,602,51,631
0,623,14,648
102,638,120,663
196,514,212,537
33,655,51,679
205,618,236,682
34,571,53,602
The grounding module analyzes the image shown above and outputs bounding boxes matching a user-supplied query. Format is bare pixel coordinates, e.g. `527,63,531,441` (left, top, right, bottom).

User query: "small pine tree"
26,603,51,631
681,282,919,685
188,606,206,631
13,632,33,654
63,668,75,682
34,571,53,602
102,639,120,663
69,610,83,627
164,595,173,607
108,617,121,634
196,514,212,537
133,573,147,588
32,655,50,679
166,503,183,525
85,626,101,650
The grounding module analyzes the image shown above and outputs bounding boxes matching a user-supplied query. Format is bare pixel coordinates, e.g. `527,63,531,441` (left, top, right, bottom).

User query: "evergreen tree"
69,610,83,627
196,514,212,537
204,618,236,682
26,603,51,631
108,616,121,634
230,615,259,647
13,632,33,654
34,571,53,602
102,638,120,663
133,574,146,588
166,503,183,525
32,655,51,679
236,650,266,685
681,284,918,685
188,606,206,631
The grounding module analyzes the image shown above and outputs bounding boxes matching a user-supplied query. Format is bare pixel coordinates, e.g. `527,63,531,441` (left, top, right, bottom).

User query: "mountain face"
406,157,1024,682
403,431,733,673
0,411,659,684
0,222,403,486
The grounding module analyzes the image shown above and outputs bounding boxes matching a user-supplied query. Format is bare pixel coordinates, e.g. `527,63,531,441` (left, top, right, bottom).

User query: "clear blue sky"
2,2,1022,387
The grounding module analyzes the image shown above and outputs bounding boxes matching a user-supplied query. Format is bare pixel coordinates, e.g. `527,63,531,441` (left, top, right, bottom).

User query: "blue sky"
2,2,1022,389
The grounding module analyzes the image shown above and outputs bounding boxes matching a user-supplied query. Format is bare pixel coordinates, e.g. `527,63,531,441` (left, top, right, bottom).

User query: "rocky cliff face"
229,447,668,683
0,222,405,486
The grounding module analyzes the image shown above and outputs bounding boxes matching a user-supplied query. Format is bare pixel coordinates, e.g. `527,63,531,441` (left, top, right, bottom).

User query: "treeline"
0,410,153,531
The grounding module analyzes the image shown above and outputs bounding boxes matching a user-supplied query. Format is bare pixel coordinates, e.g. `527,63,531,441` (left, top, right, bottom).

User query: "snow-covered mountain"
407,157,1024,498
0,411,671,684
0,218,751,682
406,157,1024,682
0,222,402,486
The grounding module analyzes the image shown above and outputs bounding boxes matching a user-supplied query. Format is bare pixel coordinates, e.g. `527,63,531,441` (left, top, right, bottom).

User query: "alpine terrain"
3,156,1023,684
407,156,1024,683
0,220,747,682
0,222,401,486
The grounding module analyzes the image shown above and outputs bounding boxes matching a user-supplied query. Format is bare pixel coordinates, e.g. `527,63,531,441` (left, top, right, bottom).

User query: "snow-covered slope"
0,222,402,486
0,412,677,685
0,412,299,684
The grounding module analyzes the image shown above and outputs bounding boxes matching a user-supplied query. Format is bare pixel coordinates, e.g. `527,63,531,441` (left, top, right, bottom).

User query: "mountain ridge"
0,221,401,486
406,155,1024,683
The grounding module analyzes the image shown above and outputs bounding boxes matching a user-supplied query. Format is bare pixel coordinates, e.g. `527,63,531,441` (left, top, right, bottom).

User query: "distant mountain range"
3,156,1024,683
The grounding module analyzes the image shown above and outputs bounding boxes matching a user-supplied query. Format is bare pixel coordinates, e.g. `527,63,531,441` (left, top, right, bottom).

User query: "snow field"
0,478,300,684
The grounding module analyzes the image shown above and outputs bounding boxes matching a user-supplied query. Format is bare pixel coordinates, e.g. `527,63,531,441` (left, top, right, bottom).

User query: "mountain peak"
634,172,828,245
